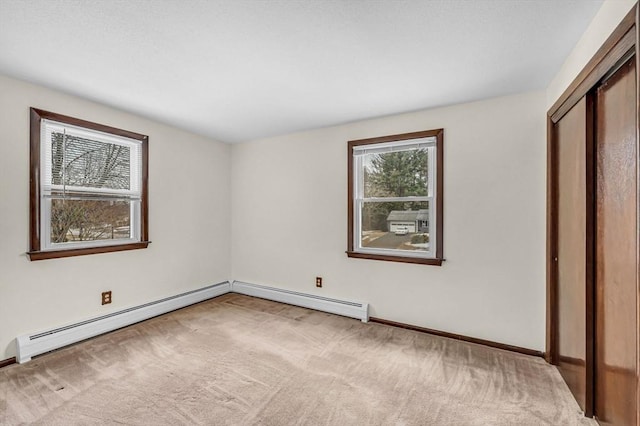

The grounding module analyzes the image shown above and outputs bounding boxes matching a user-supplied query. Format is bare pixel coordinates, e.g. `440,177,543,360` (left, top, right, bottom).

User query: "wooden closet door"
594,56,638,426
555,96,590,413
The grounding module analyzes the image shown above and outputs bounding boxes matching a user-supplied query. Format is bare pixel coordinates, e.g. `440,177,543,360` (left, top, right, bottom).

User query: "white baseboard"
231,281,369,322
15,280,369,363
15,281,231,363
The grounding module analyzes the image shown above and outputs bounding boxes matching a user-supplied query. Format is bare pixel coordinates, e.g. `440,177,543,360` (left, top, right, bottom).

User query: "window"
347,129,443,265
29,108,149,260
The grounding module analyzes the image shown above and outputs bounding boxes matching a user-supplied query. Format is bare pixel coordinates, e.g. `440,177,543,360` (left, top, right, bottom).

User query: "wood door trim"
635,7,640,425
549,5,637,123
585,92,596,418
546,113,557,365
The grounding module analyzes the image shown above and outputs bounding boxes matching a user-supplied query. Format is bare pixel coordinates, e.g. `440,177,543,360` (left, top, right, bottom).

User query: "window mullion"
362,196,430,203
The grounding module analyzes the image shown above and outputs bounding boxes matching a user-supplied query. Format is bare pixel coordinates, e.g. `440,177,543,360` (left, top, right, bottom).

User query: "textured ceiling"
0,0,603,143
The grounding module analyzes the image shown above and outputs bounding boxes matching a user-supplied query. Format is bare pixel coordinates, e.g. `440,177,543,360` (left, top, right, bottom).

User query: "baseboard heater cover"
15,281,232,364
231,281,369,322
16,280,369,364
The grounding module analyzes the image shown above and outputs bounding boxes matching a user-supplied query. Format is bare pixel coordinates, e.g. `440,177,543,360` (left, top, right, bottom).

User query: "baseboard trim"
16,281,232,363
0,357,16,369
369,317,544,358
231,281,369,322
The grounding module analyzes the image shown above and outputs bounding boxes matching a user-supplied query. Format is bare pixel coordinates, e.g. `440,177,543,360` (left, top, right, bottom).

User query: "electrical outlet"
101,291,112,305
316,277,322,288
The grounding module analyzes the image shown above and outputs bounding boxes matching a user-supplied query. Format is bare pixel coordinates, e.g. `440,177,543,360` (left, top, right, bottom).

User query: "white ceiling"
0,0,603,143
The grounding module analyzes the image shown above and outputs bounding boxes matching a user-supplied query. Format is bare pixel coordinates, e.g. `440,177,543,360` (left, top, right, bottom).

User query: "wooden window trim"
28,108,150,261
346,128,444,265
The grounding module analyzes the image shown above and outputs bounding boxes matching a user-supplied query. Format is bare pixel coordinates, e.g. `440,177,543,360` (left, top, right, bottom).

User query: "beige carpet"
0,294,595,425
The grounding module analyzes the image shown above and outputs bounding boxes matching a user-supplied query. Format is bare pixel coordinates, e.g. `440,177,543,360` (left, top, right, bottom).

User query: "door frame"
546,3,639,420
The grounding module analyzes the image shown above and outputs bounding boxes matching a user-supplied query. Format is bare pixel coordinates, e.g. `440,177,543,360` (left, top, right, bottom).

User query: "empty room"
1,0,639,425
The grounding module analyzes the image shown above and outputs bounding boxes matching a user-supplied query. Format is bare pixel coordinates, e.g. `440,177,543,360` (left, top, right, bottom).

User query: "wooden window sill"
346,251,444,266
27,241,151,261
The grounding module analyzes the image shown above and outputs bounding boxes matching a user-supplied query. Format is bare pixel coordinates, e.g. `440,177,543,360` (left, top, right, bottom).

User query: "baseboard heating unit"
16,280,369,364
231,281,369,323
15,281,232,364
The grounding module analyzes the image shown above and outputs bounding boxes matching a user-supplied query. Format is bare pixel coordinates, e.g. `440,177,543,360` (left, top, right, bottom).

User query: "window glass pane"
363,148,429,198
51,132,131,190
50,199,132,243
360,201,430,252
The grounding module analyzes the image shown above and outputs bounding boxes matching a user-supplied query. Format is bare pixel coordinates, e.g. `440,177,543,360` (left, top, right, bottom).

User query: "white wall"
547,0,636,107
0,74,231,360
1,0,627,361
231,91,547,351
